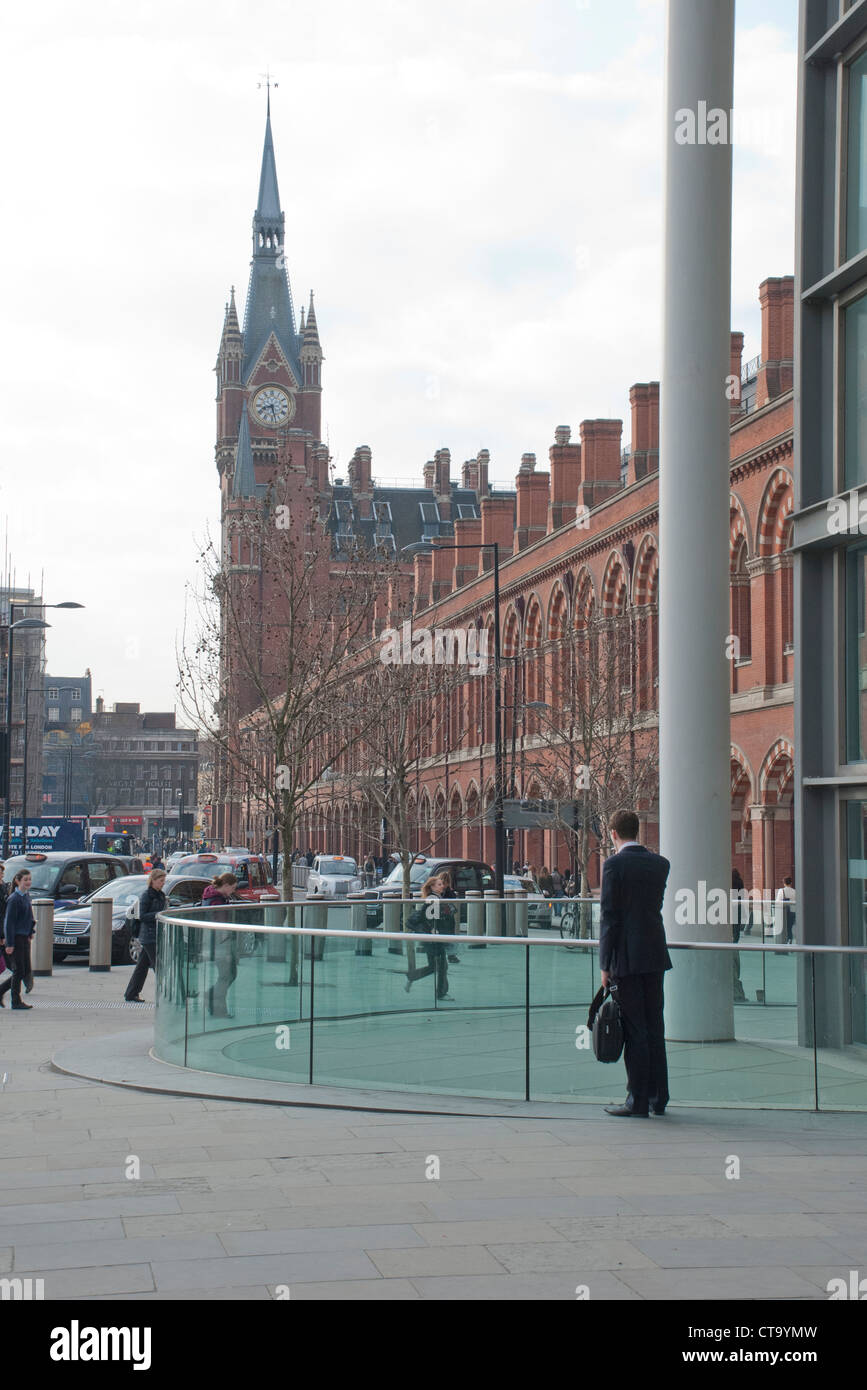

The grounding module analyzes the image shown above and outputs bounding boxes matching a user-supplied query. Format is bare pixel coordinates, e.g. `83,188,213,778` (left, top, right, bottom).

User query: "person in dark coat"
0,869,36,1009
599,810,672,1117
202,873,241,1018
404,880,452,1000
124,868,167,1002
436,870,461,964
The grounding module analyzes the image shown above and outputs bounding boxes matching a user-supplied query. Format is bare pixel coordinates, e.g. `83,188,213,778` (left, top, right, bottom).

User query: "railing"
151,900,867,1112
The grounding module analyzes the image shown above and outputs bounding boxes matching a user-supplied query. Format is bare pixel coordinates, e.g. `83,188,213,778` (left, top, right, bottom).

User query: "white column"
659,0,735,1041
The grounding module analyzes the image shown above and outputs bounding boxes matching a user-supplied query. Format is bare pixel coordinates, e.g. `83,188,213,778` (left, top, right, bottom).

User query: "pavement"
1,960,866,1301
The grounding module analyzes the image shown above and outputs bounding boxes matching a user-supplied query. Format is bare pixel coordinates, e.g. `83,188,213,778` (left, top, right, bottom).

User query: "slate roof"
242,108,302,385
325,483,516,560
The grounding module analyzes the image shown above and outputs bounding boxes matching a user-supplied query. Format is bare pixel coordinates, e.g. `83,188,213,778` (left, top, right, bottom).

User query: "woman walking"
124,867,167,1002
404,879,452,1000
203,873,241,1018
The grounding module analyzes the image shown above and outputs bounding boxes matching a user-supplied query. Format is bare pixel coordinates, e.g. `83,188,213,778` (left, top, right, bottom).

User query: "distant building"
43,693,200,840
1,586,46,822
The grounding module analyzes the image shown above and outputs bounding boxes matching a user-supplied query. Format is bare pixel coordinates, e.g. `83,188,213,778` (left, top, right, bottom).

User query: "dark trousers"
407,945,448,997
613,971,668,1114
125,943,156,999
0,936,32,1004
208,945,238,1014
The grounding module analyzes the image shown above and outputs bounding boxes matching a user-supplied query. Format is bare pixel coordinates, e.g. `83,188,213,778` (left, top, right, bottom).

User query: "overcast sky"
1,0,797,714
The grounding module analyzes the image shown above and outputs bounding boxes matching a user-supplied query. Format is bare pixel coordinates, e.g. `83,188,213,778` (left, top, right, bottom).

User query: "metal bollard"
89,898,113,972
465,890,486,949
484,889,500,937
383,897,403,955
504,889,516,937
265,903,287,962
32,898,54,977
350,896,371,955
515,890,529,938
305,899,327,960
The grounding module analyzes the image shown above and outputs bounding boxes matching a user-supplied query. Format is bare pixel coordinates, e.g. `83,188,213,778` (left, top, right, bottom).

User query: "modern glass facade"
795,0,867,1048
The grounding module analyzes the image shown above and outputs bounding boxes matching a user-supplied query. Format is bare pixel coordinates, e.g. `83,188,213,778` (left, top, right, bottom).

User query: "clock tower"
215,92,326,502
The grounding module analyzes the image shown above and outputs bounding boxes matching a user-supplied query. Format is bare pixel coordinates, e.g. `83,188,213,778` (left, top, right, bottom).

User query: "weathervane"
257,70,278,114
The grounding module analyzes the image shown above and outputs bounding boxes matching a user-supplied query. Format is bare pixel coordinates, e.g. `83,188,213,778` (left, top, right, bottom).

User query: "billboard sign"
8,819,86,853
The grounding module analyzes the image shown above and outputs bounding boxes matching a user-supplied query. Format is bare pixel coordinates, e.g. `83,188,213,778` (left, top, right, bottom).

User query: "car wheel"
53,952,68,963
128,935,142,963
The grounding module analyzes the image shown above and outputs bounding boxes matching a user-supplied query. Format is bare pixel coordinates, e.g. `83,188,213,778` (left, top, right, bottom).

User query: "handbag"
0,947,12,988
587,984,625,1063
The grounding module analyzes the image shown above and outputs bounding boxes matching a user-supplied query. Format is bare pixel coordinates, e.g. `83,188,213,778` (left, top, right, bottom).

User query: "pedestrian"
0,863,9,920
776,875,796,944
436,869,461,964
599,810,672,1117
305,848,314,867
538,865,554,895
203,873,241,1017
551,867,565,897
124,867,167,1002
0,869,37,1010
404,879,452,1000
363,854,376,889
151,853,165,870
731,868,747,1001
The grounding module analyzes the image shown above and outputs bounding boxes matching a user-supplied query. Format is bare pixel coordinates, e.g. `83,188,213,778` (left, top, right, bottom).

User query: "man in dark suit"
599,809,672,1117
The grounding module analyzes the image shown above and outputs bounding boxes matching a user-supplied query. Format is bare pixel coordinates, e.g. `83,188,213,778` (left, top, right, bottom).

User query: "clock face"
252,385,294,427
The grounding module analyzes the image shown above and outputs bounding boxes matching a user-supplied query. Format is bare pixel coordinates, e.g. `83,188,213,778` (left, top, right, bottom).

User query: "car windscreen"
1,858,62,894
82,875,148,905
171,861,234,878
383,861,432,887
317,859,357,876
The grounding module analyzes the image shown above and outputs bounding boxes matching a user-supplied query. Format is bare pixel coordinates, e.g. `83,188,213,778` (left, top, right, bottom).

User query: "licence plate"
55,936,79,946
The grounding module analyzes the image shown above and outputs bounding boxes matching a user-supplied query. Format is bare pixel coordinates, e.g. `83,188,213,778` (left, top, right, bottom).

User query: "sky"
1,0,798,714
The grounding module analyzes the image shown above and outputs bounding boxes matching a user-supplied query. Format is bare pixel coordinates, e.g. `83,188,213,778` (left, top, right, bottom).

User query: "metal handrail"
156,905,867,953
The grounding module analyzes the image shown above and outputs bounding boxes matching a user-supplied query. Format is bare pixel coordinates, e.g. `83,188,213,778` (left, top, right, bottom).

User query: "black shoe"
125,995,145,1003
10,1002,32,1011
447,955,460,964
650,1104,667,1115
605,1104,647,1117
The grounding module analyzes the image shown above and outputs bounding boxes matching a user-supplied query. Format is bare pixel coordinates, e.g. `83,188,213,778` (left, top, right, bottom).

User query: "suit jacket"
599,845,672,977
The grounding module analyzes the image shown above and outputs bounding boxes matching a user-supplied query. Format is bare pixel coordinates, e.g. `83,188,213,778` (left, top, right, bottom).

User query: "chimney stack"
348,445,373,517
477,449,490,499
577,419,623,511
423,460,435,489
756,276,794,407
515,460,550,552
626,384,659,485
480,495,515,573
548,426,582,531
729,333,744,419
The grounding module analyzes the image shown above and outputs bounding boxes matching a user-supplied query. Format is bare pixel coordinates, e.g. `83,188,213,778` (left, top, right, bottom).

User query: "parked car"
306,855,363,898
168,852,280,903
503,873,554,929
3,851,131,913
52,873,215,966
364,856,495,927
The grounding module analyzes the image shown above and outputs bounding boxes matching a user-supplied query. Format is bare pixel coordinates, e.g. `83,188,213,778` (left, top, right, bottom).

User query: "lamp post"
402,540,506,895
177,788,184,852
2,600,84,856
21,683,46,850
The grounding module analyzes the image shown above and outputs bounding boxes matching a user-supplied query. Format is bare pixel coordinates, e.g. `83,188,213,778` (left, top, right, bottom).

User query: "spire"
255,103,282,224
303,290,320,347
226,285,239,335
242,99,300,383
232,404,257,499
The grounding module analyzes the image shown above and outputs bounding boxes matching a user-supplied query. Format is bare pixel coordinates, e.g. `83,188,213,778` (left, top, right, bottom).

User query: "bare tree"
520,609,658,924
177,458,388,980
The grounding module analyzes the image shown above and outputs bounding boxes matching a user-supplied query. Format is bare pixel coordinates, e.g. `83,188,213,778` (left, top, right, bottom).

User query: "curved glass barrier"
151,901,867,1111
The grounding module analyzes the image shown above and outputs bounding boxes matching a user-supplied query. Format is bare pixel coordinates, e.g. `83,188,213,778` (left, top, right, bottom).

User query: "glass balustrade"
151,900,867,1112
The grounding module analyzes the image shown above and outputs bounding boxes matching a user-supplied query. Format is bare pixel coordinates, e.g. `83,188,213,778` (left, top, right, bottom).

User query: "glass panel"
659,948,815,1108
845,544,867,759
529,941,599,1100
309,903,527,1099
846,800,867,1046
170,906,310,1085
844,294,867,488
153,918,190,1066
817,951,867,1110
848,51,867,259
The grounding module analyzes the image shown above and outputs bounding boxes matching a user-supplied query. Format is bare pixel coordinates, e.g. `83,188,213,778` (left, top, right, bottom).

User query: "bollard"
383,897,403,955
465,890,486,949
32,899,54,977
305,899,327,960
504,889,516,938
515,890,528,938
350,896,371,955
265,903,287,962
484,889,500,938
89,898,113,972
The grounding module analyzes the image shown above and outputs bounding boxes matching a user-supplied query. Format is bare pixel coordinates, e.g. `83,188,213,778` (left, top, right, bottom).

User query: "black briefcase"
587,985,624,1063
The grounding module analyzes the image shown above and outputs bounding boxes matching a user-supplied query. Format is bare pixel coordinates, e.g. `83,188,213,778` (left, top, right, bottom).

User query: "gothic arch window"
731,534,752,661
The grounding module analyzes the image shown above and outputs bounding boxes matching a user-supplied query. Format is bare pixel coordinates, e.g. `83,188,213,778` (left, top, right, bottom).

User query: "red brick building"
218,111,793,892
289,277,794,894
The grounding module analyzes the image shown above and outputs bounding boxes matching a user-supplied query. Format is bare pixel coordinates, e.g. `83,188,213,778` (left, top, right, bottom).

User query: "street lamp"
402,539,506,896
2,600,84,856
